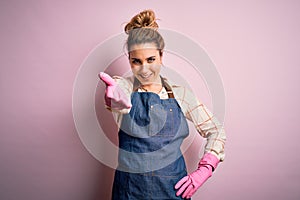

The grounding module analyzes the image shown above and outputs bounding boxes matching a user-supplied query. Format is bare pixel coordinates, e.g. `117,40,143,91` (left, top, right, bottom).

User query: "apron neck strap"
133,76,175,99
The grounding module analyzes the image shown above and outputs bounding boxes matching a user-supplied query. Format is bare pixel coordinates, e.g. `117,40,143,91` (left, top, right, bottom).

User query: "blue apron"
112,77,191,200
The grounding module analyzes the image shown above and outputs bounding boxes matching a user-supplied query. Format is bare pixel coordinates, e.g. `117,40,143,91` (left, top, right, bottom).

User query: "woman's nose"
140,64,150,72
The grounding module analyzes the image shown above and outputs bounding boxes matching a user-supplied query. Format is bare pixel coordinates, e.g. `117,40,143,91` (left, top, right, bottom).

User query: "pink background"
1,0,300,199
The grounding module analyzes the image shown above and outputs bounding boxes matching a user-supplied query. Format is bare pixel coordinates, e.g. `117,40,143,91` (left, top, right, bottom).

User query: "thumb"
98,72,116,86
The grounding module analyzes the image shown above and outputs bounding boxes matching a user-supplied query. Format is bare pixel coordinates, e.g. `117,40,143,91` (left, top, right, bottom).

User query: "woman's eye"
132,59,141,64
147,58,155,63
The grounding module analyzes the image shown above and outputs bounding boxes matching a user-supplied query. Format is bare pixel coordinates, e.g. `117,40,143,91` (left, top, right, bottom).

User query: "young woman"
99,9,226,200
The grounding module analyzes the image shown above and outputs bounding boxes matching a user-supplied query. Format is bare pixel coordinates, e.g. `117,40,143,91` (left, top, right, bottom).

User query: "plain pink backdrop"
1,0,299,199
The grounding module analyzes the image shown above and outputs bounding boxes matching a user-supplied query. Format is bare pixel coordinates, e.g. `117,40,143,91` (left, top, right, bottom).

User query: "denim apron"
112,77,190,200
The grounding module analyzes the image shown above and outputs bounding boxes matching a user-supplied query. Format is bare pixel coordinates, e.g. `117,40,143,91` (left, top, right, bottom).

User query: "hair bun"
124,9,159,34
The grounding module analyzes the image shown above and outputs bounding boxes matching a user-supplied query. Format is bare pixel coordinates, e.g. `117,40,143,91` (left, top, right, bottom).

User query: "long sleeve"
172,85,226,161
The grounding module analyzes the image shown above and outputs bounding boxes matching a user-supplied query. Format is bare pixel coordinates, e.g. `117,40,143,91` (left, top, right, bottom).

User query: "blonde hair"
124,9,165,56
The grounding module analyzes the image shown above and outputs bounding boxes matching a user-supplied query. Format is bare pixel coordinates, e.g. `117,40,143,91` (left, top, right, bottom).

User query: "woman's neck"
140,83,163,94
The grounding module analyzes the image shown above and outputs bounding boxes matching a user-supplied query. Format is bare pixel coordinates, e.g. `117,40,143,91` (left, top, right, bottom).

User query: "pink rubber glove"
98,72,132,110
175,153,220,199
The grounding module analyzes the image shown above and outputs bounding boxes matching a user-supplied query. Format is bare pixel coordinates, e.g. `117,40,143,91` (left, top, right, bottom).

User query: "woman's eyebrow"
131,57,140,60
146,56,156,59
131,56,156,60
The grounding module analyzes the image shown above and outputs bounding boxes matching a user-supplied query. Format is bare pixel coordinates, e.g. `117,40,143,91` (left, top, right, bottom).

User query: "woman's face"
129,43,162,86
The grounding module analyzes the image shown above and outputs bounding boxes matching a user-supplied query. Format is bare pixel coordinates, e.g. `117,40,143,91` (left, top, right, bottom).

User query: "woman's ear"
128,53,131,64
159,50,163,64
159,50,163,57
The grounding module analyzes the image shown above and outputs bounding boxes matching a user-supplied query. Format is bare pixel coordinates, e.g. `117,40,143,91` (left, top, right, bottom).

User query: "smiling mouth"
139,73,152,79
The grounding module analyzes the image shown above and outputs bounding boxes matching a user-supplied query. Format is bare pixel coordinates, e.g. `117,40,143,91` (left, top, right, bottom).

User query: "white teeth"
140,74,151,78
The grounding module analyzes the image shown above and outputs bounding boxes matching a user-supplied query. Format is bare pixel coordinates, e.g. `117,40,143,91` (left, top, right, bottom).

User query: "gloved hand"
98,72,132,110
175,153,220,199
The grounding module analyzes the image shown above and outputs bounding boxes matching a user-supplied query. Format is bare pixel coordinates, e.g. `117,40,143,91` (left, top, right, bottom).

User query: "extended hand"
98,72,132,110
